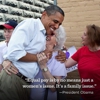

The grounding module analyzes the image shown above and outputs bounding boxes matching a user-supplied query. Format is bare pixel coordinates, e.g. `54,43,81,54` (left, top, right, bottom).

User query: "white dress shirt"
4,18,46,78
0,41,6,64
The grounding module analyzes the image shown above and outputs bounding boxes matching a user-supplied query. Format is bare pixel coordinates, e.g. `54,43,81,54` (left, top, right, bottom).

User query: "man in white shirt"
0,20,18,71
0,5,65,100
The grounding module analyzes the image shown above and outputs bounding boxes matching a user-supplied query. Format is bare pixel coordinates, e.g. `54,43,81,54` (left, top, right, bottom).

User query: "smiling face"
46,35,57,51
41,11,64,36
81,28,90,46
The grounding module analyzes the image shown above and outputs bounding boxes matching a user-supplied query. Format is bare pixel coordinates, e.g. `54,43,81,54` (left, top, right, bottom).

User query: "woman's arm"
37,52,62,92
41,68,61,92
65,58,77,68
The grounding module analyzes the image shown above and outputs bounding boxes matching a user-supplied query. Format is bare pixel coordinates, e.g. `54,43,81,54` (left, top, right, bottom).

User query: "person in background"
0,20,18,72
30,25,67,100
64,24,100,100
0,5,65,100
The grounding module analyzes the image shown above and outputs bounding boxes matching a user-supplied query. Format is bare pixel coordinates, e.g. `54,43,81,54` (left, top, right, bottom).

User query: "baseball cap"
0,20,18,29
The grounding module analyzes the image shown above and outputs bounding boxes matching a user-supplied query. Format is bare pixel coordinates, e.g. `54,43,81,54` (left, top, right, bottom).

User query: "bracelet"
41,67,48,72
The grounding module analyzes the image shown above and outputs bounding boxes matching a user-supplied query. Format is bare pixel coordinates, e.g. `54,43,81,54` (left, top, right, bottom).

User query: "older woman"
30,25,67,100
65,24,100,100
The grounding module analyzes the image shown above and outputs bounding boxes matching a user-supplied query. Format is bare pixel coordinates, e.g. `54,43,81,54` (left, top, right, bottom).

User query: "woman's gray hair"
54,25,67,50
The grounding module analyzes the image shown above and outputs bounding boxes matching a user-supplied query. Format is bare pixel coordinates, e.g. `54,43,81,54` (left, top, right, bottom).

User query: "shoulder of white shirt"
0,41,6,48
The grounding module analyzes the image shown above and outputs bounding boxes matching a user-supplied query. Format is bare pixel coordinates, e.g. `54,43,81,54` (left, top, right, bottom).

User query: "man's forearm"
19,53,38,62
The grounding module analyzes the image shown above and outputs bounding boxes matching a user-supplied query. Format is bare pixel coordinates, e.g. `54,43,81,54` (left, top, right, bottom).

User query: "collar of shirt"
37,18,46,36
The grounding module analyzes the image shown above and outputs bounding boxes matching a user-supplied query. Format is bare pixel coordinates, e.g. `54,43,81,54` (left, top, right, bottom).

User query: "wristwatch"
42,67,48,72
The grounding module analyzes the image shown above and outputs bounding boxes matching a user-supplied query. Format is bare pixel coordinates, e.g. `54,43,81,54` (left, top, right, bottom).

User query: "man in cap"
0,20,18,71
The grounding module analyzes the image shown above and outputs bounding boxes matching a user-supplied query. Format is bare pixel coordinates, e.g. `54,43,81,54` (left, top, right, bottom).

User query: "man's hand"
55,50,66,63
2,60,18,75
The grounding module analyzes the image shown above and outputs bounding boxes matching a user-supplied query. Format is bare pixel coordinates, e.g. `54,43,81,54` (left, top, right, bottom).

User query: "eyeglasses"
46,33,56,41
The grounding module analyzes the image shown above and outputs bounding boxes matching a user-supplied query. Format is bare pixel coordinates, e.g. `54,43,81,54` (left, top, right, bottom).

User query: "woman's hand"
37,52,48,69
